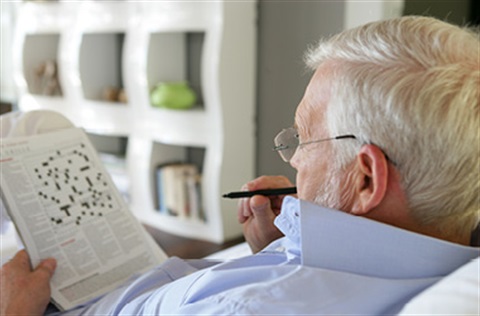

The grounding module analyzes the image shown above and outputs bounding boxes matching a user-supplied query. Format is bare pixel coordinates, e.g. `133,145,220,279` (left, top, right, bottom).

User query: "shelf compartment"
88,133,128,156
22,33,63,97
127,136,216,241
79,32,126,104
149,143,206,218
147,32,205,109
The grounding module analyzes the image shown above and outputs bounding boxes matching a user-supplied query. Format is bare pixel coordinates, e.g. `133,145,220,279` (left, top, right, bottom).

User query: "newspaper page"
0,128,168,311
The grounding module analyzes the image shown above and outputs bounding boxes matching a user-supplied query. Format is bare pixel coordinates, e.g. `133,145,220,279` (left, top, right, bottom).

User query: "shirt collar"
275,196,479,279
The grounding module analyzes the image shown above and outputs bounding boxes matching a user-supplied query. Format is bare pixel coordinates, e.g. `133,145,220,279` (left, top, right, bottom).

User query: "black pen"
222,187,297,199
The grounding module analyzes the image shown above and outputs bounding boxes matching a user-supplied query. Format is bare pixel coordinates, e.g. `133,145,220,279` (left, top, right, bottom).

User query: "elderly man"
1,16,479,315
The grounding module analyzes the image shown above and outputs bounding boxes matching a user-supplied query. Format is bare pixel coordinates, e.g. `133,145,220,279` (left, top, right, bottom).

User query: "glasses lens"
274,127,299,161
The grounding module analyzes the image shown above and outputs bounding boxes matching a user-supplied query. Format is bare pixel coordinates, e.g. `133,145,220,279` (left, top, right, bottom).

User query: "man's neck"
362,201,471,246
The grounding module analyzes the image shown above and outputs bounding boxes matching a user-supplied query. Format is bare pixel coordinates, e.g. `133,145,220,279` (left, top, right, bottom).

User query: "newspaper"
0,128,168,311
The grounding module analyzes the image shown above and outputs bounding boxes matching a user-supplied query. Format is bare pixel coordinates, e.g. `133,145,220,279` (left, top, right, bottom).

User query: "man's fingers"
35,258,57,278
238,198,251,223
5,250,57,284
237,175,294,225
13,249,28,260
9,250,30,270
250,196,274,221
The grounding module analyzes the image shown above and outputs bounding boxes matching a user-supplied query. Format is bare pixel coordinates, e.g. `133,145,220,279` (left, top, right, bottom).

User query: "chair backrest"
399,257,480,315
0,109,74,138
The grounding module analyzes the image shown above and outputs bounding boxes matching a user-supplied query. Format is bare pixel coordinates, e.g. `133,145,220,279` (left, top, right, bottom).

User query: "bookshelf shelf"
17,94,65,113
15,1,256,243
69,100,134,136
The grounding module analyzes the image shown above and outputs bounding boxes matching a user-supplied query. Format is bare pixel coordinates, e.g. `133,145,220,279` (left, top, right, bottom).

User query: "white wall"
403,0,471,25
256,1,345,181
255,1,404,181
344,0,404,29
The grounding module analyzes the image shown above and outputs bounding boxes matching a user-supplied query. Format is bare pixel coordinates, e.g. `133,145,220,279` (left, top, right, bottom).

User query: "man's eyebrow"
293,109,310,138
293,122,303,136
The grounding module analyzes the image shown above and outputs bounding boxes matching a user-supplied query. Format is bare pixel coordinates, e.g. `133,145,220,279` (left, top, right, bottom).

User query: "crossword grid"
25,141,120,230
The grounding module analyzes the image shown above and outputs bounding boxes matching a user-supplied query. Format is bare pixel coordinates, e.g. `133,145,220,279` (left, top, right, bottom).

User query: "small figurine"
102,87,128,103
34,60,62,96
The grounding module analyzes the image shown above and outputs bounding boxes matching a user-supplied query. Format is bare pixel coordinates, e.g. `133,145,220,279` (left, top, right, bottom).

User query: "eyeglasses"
273,127,356,162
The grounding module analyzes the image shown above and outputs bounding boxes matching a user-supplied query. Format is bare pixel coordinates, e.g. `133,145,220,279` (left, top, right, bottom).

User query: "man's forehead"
294,66,331,135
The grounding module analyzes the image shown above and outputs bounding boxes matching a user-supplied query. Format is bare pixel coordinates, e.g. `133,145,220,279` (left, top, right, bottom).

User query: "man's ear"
350,144,389,215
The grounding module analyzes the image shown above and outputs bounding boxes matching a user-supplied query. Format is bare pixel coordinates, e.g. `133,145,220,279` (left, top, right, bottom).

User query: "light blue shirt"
55,197,479,315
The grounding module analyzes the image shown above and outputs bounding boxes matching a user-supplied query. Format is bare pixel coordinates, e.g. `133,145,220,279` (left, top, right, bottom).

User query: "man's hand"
237,175,296,253
0,250,57,316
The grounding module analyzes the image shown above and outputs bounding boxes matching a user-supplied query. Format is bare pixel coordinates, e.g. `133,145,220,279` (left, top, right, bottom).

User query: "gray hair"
305,16,480,237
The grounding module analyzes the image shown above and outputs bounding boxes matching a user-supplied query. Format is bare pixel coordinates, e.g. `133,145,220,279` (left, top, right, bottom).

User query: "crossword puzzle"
25,141,120,229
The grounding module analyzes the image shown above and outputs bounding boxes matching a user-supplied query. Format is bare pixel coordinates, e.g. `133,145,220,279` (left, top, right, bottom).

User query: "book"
155,163,204,221
0,127,168,311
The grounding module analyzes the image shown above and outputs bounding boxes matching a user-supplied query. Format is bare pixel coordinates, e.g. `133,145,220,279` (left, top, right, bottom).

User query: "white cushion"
399,257,479,315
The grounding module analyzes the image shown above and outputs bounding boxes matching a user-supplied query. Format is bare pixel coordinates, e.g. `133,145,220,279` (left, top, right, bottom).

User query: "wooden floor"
144,224,245,259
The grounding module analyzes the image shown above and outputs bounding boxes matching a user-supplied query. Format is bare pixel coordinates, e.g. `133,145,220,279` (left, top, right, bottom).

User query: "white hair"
305,16,480,237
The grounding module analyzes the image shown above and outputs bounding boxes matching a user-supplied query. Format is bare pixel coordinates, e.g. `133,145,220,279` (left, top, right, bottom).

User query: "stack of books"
155,163,205,221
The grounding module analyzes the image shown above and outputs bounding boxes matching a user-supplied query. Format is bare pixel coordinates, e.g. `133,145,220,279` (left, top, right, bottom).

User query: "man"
1,16,479,315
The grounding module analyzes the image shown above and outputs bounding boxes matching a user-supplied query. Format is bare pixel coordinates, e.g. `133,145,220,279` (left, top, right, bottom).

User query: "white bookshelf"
14,1,256,243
